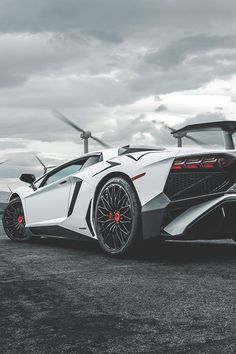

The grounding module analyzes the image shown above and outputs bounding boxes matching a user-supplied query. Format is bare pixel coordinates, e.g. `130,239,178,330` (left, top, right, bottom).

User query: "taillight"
171,155,233,171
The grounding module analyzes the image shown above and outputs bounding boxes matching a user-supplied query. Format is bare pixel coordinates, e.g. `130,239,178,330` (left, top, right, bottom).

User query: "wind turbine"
34,154,57,174
155,120,206,147
0,159,9,165
52,110,111,153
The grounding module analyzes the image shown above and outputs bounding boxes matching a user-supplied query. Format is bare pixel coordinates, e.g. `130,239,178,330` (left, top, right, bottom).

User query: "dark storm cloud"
180,112,226,128
0,0,236,179
155,104,167,113
0,1,235,96
101,112,228,148
146,35,236,69
0,0,236,36
102,114,174,147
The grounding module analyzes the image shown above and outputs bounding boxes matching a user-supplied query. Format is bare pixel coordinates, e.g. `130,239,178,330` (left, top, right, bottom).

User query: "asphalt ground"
0,220,235,354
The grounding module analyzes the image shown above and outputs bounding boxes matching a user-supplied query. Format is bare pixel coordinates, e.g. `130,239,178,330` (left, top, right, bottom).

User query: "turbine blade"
159,121,176,132
90,135,111,148
34,154,46,168
52,110,110,148
52,110,85,133
0,159,9,165
155,118,207,146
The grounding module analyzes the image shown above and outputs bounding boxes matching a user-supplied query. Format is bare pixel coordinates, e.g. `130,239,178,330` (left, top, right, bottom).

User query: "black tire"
2,198,31,242
94,177,141,257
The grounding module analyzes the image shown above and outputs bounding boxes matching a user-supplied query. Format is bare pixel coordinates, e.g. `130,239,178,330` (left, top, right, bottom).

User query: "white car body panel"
8,145,236,242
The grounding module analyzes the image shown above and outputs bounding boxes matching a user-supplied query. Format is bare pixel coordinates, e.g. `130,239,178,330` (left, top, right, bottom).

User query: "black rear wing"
172,121,236,149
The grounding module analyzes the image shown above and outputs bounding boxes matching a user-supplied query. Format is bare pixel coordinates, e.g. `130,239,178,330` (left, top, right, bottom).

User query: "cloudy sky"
1,0,236,189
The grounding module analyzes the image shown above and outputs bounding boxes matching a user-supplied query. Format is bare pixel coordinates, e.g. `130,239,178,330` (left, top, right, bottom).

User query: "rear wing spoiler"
172,121,236,149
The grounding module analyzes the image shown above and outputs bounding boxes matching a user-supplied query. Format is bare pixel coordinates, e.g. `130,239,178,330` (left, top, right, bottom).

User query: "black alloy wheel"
2,198,30,242
94,177,141,257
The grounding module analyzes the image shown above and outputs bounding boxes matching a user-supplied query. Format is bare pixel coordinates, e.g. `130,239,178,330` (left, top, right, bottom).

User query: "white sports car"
3,121,236,257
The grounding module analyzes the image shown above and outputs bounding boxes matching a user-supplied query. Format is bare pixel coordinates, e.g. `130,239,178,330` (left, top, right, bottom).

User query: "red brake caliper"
108,211,121,224
114,212,121,224
17,215,24,225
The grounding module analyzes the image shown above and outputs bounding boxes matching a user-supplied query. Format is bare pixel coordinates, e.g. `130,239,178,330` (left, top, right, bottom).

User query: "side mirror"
20,173,36,186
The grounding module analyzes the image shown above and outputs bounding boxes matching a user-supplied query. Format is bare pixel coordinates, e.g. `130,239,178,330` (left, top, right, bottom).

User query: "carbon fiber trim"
28,226,94,242
86,200,95,237
68,180,82,217
141,192,170,240
164,171,233,201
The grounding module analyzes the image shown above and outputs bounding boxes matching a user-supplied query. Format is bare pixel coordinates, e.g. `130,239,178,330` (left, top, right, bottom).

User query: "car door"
24,160,85,226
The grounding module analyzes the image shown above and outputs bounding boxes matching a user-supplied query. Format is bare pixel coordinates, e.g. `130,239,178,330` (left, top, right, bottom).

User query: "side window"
39,154,102,188
42,162,83,187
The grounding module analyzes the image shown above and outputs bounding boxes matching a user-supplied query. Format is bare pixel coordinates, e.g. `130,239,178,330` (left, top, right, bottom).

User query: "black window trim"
37,153,103,188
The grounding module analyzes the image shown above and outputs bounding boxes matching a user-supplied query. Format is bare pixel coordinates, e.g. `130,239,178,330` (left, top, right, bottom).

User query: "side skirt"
27,225,95,242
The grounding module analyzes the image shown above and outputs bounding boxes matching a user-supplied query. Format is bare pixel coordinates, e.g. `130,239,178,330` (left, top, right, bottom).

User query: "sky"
1,0,236,190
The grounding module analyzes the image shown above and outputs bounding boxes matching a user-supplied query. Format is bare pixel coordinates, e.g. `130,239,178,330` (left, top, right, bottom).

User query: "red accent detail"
114,212,121,224
17,215,24,224
108,211,122,223
131,172,146,181
171,165,182,170
186,164,199,169
202,163,215,169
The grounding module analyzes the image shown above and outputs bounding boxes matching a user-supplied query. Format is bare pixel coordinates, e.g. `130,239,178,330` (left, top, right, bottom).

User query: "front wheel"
94,177,141,257
2,198,30,242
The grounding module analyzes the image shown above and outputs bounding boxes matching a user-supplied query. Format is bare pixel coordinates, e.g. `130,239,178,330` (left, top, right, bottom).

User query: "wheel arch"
93,171,141,208
9,193,21,201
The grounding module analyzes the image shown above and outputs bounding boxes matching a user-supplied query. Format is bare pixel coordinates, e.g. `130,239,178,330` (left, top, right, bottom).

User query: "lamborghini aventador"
3,137,236,257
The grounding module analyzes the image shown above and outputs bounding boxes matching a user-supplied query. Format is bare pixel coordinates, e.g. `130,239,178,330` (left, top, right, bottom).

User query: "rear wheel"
2,198,30,242
94,177,141,257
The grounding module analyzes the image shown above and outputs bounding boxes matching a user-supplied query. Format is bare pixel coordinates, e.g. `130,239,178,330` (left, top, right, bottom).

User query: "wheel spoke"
117,194,127,209
98,218,113,224
118,223,129,236
112,232,118,249
99,220,114,234
100,196,111,211
106,185,119,210
97,207,108,216
116,227,126,245
115,186,122,204
122,213,132,220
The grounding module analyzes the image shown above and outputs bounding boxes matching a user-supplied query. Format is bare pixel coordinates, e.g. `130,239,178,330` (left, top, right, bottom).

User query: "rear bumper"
162,194,236,239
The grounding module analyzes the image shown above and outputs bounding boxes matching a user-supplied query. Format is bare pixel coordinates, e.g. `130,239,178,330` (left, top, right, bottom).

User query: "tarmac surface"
0,220,235,354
